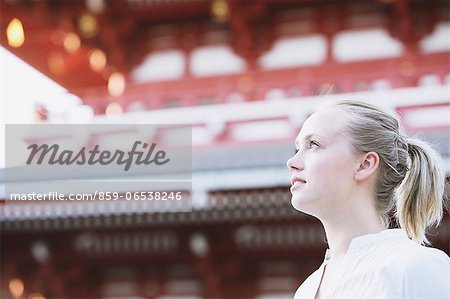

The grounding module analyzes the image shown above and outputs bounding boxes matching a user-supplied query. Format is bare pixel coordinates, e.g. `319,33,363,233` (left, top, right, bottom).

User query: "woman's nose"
286,153,302,172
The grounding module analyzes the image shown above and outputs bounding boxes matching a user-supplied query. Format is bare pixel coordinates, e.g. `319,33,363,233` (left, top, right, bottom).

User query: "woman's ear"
354,151,379,181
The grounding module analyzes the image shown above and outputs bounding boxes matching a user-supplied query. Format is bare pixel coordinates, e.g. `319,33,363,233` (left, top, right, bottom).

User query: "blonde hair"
321,100,446,244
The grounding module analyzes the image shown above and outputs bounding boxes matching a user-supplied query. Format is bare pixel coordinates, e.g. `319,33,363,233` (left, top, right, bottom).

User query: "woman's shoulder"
399,245,450,298
388,236,450,266
400,243,450,275
352,231,450,296
376,234,448,271
382,237,450,297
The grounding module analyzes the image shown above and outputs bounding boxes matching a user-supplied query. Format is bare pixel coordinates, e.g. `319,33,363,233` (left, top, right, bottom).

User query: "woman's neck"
320,197,385,260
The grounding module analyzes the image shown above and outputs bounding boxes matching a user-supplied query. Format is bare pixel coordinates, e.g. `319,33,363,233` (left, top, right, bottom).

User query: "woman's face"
286,108,360,216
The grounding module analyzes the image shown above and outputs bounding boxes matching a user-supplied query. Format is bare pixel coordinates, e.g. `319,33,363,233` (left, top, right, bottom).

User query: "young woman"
287,100,450,299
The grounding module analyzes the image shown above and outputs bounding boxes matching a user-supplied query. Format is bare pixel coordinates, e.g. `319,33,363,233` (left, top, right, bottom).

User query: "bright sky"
0,46,78,168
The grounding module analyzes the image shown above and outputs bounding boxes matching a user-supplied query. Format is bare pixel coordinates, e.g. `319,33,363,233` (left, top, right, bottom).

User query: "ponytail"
395,138,445,245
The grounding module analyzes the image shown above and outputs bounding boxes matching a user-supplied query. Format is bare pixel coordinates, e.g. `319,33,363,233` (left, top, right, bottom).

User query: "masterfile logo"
6,124,191,178
4,124,193,211
26,141,170,171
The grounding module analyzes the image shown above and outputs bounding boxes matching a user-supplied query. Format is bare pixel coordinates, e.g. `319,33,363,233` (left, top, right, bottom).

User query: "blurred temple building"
1,0,449,298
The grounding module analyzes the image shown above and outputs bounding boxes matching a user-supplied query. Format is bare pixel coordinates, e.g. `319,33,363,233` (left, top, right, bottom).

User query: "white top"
294,229,450,299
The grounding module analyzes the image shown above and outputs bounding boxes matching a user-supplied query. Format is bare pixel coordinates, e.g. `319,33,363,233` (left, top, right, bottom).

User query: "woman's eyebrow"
296,133,326,145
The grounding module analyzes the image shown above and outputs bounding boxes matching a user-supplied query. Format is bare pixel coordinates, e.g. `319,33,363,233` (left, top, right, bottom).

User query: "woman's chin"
291,196,313,212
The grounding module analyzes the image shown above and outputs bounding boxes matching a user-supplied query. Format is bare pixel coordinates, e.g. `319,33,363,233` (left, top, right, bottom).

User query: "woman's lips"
290,176,306,186
290,177,306,191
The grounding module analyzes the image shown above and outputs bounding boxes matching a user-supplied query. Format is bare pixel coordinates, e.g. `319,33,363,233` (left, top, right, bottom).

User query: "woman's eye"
309,141,320,148
294,148,299,154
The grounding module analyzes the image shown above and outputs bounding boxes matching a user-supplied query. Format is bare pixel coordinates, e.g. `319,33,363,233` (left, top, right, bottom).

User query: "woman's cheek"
313,155,348,186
